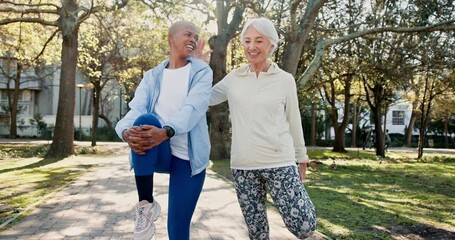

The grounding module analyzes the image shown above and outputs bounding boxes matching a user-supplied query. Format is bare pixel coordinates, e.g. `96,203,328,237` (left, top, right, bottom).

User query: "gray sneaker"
134,200,161,240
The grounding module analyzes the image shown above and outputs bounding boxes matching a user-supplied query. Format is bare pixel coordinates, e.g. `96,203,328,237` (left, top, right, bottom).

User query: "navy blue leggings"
131,114,206,240
167,156,205,240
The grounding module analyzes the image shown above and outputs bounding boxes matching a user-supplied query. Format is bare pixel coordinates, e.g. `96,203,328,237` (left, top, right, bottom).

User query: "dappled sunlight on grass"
308,149,379,160
306,157,455,239
211,149,455,239
316,218,352,237
0,158,42,171
0,164,93,224
0,144,108,227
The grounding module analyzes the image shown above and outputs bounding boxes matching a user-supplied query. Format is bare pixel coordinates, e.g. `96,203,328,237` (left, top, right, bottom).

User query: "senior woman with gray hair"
210,17,316,239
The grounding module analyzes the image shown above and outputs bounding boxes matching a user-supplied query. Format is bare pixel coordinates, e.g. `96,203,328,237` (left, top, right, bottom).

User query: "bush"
0,145,49,158
96,127,121,141
76,146,100,155
73,127,121,142
316,139,334,147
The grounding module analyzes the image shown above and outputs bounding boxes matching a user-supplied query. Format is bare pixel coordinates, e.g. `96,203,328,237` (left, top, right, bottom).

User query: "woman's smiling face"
242,27,273,65
169,24,199,59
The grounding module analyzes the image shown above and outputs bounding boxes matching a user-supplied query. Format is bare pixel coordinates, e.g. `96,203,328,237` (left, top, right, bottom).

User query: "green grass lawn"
210,148,455,240
0,143,108,229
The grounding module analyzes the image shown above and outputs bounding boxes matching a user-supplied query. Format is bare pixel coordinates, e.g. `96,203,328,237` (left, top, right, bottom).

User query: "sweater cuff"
121,128,129,142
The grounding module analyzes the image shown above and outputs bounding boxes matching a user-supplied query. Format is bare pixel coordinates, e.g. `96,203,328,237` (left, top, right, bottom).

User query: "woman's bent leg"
130,114,170,240
232,169,270,240
131,114,171,202
167,156,205,240
265,166,317,239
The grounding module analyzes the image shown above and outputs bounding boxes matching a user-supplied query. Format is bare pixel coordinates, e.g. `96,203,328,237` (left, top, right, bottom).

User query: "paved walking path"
0,143,328,240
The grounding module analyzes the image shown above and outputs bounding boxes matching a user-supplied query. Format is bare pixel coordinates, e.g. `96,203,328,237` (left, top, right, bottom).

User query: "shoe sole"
134,223,156,240
152,202,161,222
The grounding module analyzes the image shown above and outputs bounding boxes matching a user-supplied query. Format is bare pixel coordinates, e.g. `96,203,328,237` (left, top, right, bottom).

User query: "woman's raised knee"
133,114,161,127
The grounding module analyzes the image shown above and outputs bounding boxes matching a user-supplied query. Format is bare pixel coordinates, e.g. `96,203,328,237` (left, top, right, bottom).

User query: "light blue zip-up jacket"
115,57,213,176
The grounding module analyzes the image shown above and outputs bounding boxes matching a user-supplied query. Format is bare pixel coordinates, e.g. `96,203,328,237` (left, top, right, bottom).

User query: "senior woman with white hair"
210,17,317,239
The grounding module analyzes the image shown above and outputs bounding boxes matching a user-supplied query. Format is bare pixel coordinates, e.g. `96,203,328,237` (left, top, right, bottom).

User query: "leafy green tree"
0,0,128,158
413,32,455,158
78,2,171,146
431,88,455,148
312,0,365,152
294,0,454,157
0,21,59,138
78,16,116,146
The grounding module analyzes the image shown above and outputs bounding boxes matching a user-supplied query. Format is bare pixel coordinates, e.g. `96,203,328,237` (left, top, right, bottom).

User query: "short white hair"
240,17,279,56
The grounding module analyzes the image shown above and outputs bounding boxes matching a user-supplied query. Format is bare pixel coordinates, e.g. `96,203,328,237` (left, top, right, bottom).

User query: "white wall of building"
0,64,116,138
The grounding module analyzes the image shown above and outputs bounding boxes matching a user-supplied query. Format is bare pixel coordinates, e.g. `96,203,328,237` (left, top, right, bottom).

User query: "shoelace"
135,205,153,231
135,207,147,230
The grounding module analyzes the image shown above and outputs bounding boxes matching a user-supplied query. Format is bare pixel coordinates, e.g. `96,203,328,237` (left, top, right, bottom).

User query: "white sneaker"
134,200,161,240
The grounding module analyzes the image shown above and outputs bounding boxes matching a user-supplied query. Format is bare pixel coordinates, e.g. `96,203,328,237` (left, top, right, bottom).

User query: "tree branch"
225,4,245,40
0,7,57,14
79,0,129,23
0,17,57,26
296,0,328,40
34,29,60,62
0,1,59,9
297,20,455,86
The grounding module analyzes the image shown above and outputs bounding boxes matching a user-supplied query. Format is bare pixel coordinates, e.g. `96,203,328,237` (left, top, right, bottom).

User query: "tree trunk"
208,36,230,160
333,127,347,152
281,0,327,75
45,1,79,158
91,86,100,147
417,115,425,158
405,110,417,147
417,128,425,159
327,75,352,153
383,105,388,147
9,62,22,138
207,1,245,160
417,76,431,159
418,94,435,159
99,113,113,130
282,40,305,75
373,107,386,157
350,104,358,147
310,102,316,146
444,117,449,148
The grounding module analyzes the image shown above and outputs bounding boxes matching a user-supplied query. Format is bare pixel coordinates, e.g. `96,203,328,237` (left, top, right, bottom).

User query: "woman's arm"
285,76,309,179
165,64,213,135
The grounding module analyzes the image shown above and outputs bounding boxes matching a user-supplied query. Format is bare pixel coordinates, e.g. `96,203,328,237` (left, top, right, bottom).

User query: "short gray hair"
240,17,279,56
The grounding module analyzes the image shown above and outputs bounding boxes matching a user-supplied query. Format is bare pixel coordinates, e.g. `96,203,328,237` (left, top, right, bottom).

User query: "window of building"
392,110,405,125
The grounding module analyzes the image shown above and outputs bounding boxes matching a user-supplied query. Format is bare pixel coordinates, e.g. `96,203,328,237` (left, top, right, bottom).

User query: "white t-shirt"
155,63,191,160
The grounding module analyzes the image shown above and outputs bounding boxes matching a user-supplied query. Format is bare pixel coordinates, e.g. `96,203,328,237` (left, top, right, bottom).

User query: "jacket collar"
156,57,208,73
234,62,281,76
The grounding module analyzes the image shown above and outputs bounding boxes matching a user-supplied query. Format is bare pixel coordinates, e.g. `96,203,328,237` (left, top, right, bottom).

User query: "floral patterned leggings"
232,165,317,240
